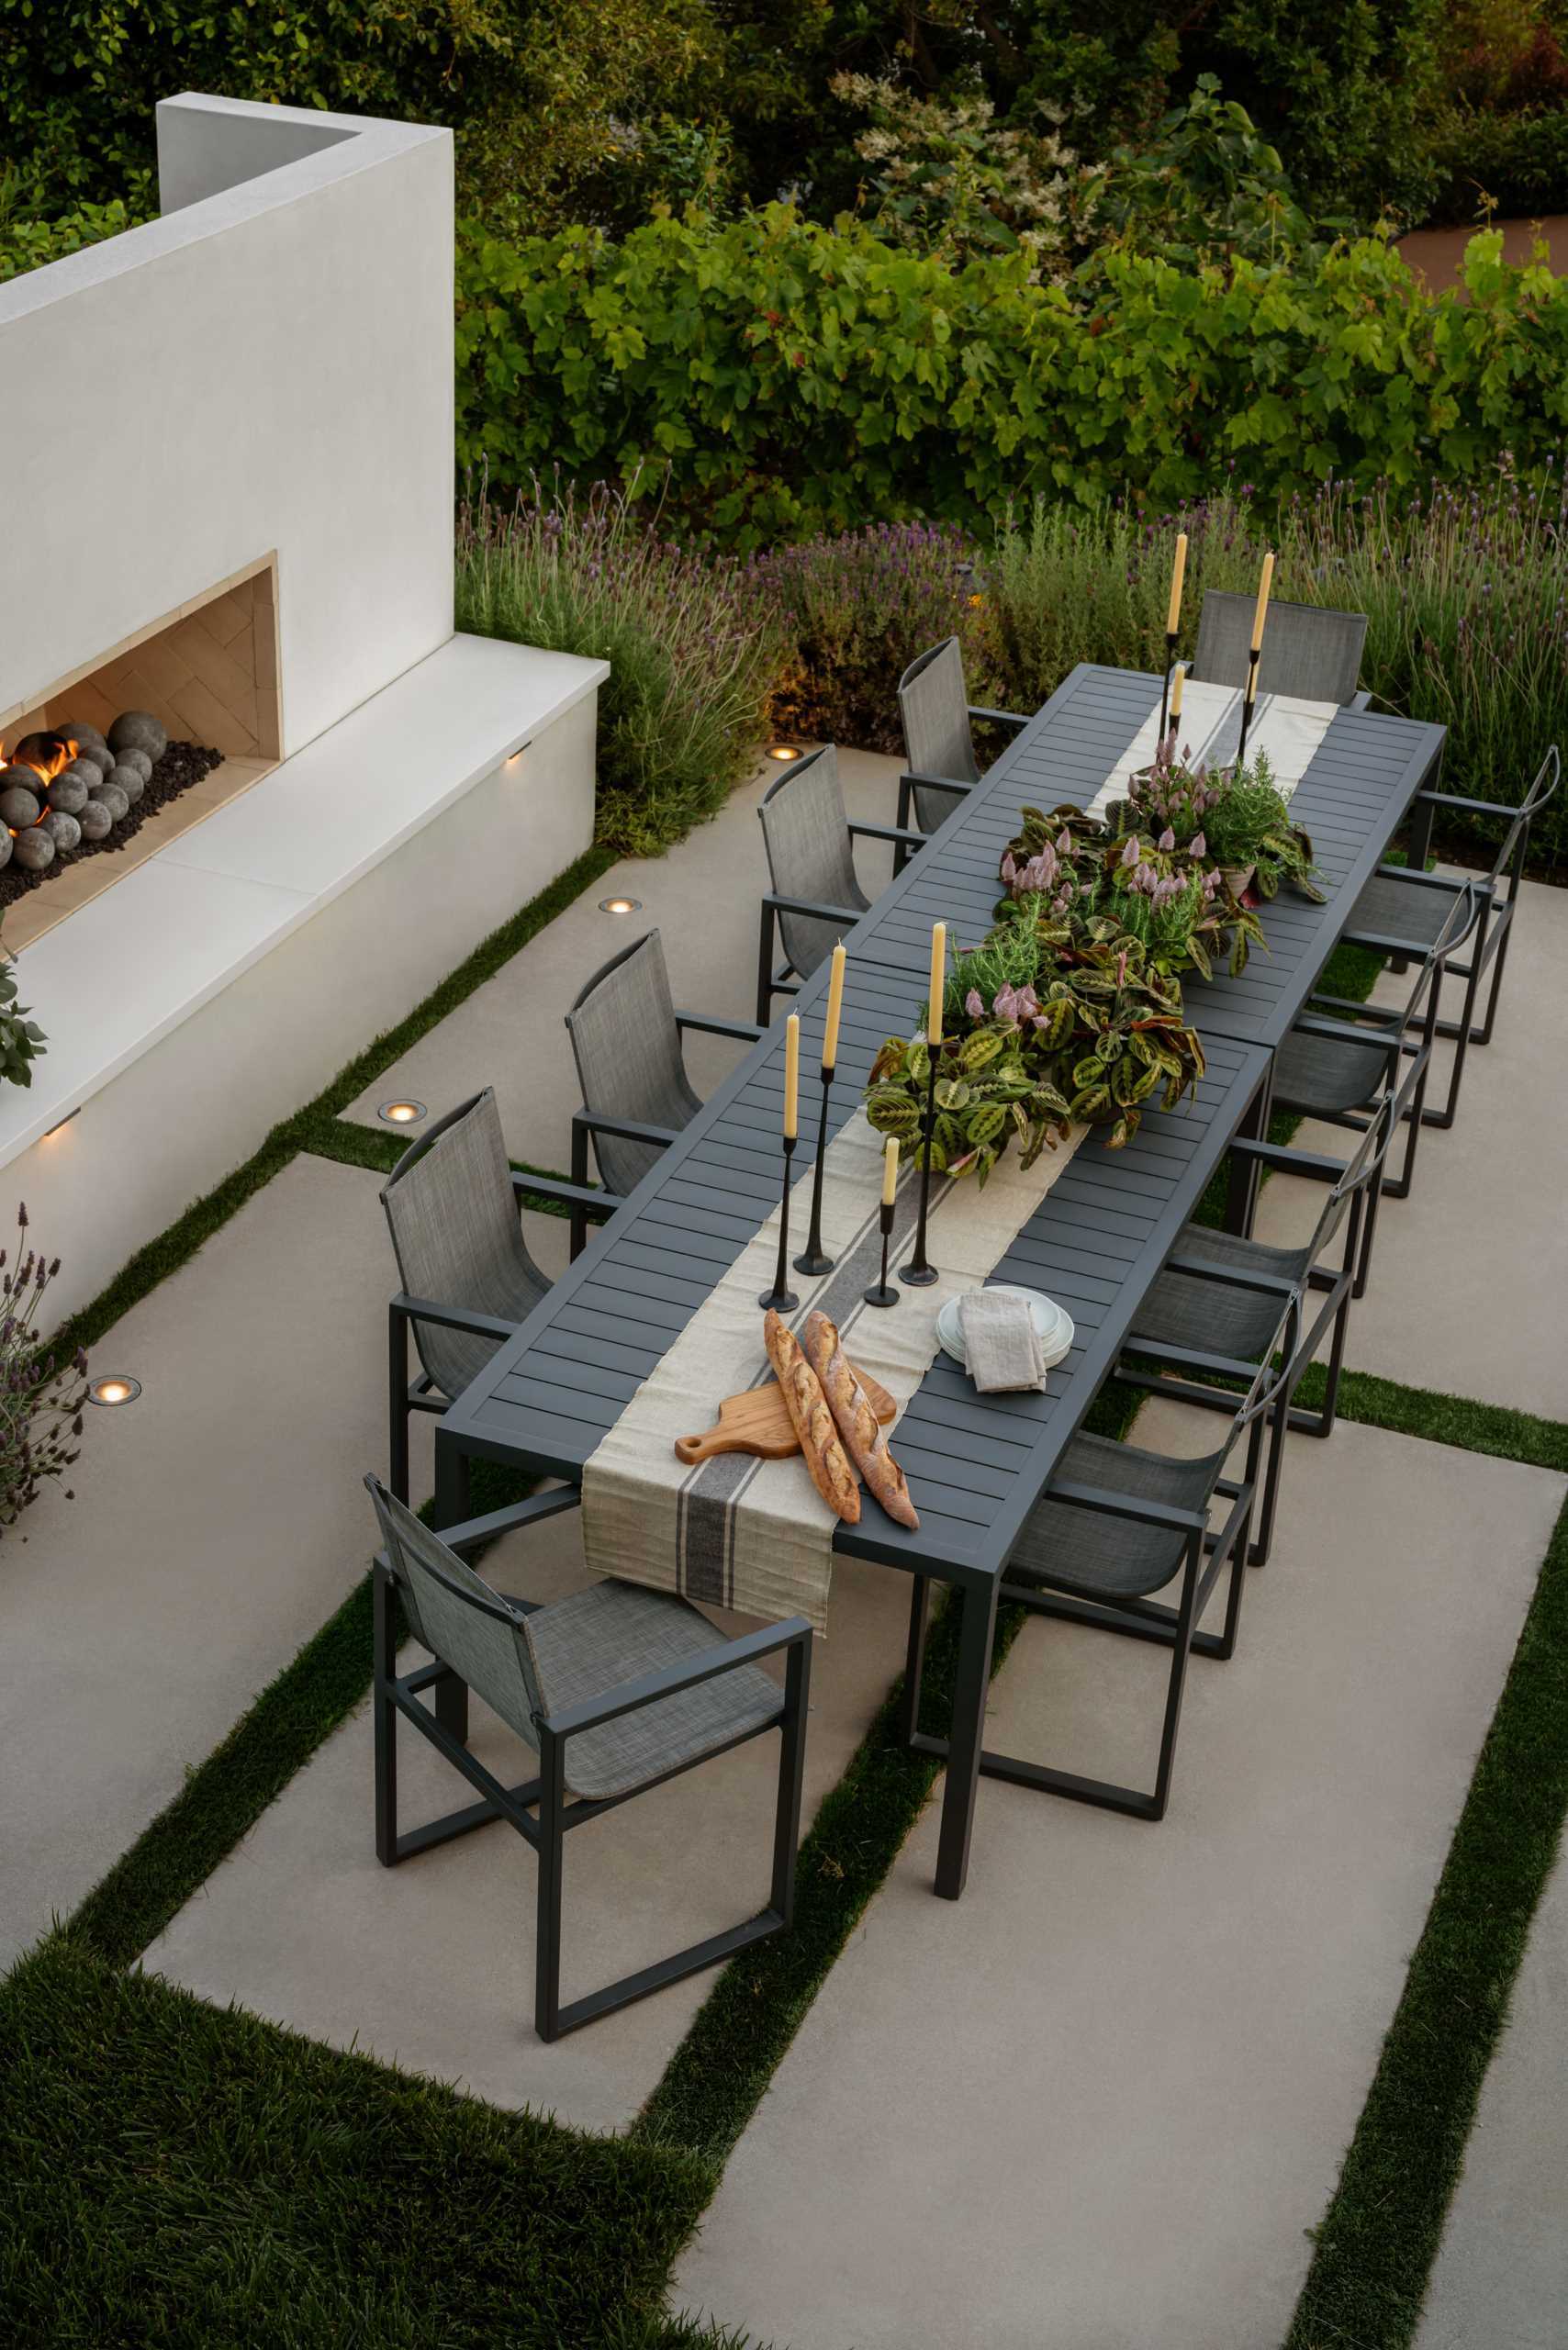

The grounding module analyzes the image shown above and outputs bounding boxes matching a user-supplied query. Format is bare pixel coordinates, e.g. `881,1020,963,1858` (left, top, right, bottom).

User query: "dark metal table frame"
433,664,1446,1901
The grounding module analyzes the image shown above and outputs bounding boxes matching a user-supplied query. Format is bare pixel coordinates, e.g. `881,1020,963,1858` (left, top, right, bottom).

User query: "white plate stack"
935,1286,1076,1375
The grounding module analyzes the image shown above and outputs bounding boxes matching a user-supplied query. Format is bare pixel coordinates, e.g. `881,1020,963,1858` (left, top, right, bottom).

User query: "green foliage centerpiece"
1104,744,1326,906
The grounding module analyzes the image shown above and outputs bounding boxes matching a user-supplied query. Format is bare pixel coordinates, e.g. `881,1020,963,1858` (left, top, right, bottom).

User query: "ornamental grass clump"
0,1203,87,1537
758,521,980,753
456,474,787,855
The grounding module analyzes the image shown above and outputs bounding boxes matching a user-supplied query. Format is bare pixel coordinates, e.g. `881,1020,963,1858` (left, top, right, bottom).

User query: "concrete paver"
673,1418,1564,2350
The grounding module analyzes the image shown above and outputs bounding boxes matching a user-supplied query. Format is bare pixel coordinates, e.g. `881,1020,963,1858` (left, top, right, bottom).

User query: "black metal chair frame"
1259,883,1480,1305
755,763,924,1024
370,1480,813,2042
1343,745,1560,1132
893,700,1030,872
899,1346,1290,1824
568,1005,762,1258
386,1098,617,1502
1113,1094,1399,1570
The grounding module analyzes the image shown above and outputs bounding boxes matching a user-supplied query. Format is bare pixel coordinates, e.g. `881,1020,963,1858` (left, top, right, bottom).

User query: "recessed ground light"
598,896,643,915
377,1099,428,1127
767,744,802,762
88,1374,141,1407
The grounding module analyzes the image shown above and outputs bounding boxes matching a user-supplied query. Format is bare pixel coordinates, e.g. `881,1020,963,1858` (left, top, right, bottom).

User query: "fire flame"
3,732,78,789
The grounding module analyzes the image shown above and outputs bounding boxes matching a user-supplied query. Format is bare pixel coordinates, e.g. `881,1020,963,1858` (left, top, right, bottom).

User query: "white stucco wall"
0,95,454,755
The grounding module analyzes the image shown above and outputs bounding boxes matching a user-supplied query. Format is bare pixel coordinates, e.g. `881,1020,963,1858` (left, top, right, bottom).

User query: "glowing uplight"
89,1374,141,1407
767,744,802,762
598,896,642,915
377,1100,428,1127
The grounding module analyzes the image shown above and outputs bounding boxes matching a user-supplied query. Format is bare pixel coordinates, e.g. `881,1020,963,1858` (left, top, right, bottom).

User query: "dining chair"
1264,880,1481,1254
1115,1093,1399,1568
1337,744,1560,1131
895,636,1031,843
380,1088,613,1502
756,744,923,1023
365,1475,812,2042
566,927,761,1252
1191,591,1370,708
901,1344,1293,1824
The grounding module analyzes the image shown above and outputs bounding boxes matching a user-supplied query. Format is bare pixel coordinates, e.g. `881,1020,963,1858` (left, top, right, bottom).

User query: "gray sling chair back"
365,1475,812,2042
1113,1091,1400,1573
379,1088,612,1501
1338,743,1561,1133
565,927,761,1259
1263,879,1482,1280
755,743,924,1023
895,636,1031,845
1190,591,1371,709
899,1335,1296,1825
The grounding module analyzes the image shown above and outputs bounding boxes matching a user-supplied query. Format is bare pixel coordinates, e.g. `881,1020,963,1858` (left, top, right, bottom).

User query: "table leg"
432,1427,471,1746
1225,1062,1273,1238
935,1576,999,1901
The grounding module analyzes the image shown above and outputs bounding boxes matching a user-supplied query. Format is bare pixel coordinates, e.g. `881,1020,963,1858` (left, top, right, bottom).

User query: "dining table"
432,662,1448,1901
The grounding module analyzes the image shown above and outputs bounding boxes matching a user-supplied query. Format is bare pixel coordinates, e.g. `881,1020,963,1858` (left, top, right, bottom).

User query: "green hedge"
456,211,1568,547
1428,107,1568,224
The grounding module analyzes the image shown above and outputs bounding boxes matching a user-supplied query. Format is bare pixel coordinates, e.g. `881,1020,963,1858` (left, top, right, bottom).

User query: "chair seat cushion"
1007,1432,1223,1603
1273,1024,1390,1116
1350,870,1461,950
1129,1222,1310,1366
524,1579,783,1801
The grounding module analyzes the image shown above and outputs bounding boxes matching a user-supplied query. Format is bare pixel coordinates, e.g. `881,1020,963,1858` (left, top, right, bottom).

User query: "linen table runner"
582,1110,1088,1633
1087,678,1340,822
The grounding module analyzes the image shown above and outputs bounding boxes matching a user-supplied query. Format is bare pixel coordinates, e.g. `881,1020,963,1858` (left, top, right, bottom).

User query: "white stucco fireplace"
0,95,605,1326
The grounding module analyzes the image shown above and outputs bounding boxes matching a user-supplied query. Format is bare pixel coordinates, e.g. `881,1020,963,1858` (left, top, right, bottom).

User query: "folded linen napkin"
960,1287,1047,1393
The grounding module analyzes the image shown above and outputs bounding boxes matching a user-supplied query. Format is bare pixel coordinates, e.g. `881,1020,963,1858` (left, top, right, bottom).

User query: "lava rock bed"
0,739,225,916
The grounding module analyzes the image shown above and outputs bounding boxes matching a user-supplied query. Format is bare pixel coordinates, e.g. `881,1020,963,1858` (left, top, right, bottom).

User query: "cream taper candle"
1166,532,1188,634
783,1013,800,1139
1170,661,1185,722
823,942,846,1073
927,922,946,1046
882,1135,899,1204
1251,551,1275,651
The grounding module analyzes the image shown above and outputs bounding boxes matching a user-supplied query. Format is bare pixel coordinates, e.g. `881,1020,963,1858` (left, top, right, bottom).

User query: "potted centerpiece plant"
864,917,1204,1181
995,802,1267,979
1105,745,1326,906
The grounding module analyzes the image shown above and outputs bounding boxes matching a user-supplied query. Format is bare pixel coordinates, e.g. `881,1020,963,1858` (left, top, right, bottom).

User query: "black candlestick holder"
900,1057,941,1288
1157,627,1179,743
1235,645,1260,772
863,1198,899,1306
758,1134,801,1311
793,1068,836,1275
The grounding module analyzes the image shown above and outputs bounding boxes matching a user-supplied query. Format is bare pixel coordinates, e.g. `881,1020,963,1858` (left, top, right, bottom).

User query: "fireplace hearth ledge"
0,631,605,1324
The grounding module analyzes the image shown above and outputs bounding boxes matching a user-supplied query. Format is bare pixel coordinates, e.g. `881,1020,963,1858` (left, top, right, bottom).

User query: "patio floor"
7,742,1565,2344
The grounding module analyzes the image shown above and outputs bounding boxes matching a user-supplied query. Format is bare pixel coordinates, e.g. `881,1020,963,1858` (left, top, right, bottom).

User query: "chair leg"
373,1561,399,1866
1149,1535,1204,1821
569,1120,590,1262
534,1725,566,2043
756,901,778,1027
770,1635,812,1925
1249,1394,1289,1568
387,1305,411,1505
1420,944,1484,1130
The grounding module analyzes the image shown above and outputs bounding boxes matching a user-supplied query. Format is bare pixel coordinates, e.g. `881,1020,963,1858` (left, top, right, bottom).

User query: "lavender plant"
456,473,788,855
756,521,981,754
0,1203,87,1536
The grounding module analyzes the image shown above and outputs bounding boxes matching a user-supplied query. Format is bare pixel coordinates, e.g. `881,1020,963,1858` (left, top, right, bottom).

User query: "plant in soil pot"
1107,745,1326,905
995,801,1266,979
864,918,1204,1177
0,1204,88,1537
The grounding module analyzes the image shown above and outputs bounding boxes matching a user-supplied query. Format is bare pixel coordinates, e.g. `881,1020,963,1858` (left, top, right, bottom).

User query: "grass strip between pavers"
1285,1477,1568,2350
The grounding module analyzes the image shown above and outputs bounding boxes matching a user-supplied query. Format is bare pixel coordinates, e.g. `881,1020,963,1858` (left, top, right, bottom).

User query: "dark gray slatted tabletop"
855,663,1447,1050
442,947,1271,1581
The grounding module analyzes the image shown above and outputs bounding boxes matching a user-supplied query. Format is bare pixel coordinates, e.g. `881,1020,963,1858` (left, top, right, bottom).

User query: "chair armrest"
391,1292,517,1342
1163,1254,1299,1298
439,1485,583,1560
570,1108,680,1150
1349,689,1372,712
764,889,865,926
849,819,928,849
902,769,971,802
676,1010,764,1043
1290,1013,1399,1062
510,1168,622,1218
1045,1479,1209,1539
1229,1137,1350,1183
543,1615,813,1740
968,705,1030,731
1305,991,1402,1026
1414,787,1514,818
1369,863,1475,896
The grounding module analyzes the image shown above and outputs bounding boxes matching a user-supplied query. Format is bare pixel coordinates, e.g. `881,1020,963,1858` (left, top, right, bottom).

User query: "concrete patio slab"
342,747,905,1178
1414,1842,1568,2350
143,1516,912,2136
0,1153,520,1971
673,1416,1564,2350
1251,876,1568,1420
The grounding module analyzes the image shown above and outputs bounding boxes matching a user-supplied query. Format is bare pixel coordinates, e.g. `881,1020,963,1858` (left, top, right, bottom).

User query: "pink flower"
1159,827,1176,852
1191,831,1206,856
966,989,985,1019
1121,836,1139,868
1001,852,1017,885
1056,829,1072,856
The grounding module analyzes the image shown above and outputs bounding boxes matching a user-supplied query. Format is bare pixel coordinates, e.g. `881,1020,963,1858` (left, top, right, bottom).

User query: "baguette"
763,1309,860,1524
802,1309,920,1531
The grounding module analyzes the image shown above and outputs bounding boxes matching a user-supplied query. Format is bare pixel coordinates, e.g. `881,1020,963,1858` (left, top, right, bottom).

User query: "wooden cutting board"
674,1363,896,1466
